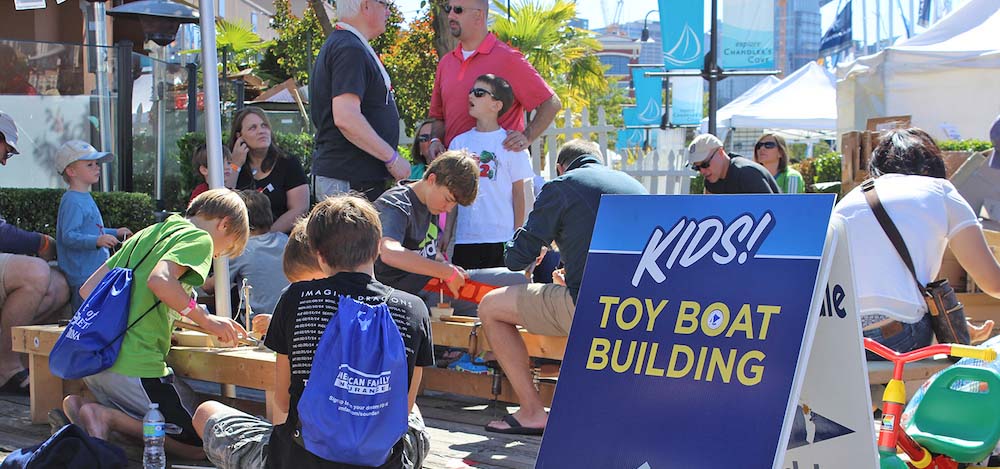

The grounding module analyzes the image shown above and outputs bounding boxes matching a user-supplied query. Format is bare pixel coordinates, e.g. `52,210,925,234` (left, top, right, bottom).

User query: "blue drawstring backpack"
49,226,181,380
296,295,408,466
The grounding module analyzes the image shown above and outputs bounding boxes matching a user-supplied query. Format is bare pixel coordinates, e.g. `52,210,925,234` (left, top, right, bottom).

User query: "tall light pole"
640,9,658,42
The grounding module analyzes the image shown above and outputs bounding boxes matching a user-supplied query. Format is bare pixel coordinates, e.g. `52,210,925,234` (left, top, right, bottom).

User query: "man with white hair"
426,0,561,156
309,0,410,202
0,111,69,396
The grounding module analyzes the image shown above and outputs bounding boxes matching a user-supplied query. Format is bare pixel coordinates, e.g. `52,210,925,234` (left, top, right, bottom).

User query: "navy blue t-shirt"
309,29,400,184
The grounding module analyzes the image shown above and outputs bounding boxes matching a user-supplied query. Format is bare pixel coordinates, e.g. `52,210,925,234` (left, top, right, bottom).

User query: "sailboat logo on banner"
638,99,661,124
664,24,702,66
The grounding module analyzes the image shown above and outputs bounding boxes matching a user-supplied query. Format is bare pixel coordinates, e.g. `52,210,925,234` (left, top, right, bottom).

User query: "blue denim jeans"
864,314,934,361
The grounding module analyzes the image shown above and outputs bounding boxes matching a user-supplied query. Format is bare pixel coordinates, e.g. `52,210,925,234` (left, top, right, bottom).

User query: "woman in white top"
833,128,996,354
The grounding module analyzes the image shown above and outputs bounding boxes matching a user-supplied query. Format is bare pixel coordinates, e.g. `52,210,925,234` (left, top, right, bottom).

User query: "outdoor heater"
107,0,199,47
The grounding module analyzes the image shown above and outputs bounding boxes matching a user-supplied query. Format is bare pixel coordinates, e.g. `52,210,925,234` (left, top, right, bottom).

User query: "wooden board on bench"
420,368,556,407
431,320,567,361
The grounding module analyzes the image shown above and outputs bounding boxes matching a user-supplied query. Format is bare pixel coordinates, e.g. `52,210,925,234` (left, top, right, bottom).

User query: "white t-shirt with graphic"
449,128,535,244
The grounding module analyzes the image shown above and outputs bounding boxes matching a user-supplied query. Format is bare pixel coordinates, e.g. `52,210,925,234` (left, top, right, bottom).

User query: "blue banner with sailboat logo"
720,0,775,69
535,194,837,469
658,0,705,69
632,68,662,126
620,107,658,151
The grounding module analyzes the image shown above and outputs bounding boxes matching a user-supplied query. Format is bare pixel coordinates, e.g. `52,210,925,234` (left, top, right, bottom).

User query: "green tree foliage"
183,19,272,75
264,0,325,84
370,4,406,56
382,11,438,131
490,0,609,114
215,19,273,74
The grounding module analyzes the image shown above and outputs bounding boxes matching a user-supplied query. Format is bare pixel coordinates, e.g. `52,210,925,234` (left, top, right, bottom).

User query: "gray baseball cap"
687,134,724,164
55,140,113,174
0,111,18,154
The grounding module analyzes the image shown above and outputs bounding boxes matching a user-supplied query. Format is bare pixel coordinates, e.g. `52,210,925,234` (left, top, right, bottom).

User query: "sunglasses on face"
470,87,499,100
417,133,432,142
689,149,717,171
372,0,390,8
445,4,479,14
755,141,778,150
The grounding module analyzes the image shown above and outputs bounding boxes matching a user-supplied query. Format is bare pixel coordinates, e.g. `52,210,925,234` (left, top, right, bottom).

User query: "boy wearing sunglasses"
447,74,535,270
687,133,778,194
427,0,560,157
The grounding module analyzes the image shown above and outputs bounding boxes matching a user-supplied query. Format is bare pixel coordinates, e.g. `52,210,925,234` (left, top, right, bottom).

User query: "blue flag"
820,1,853,56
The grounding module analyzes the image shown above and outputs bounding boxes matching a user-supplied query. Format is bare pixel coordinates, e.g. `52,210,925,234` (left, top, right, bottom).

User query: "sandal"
0,369,29,396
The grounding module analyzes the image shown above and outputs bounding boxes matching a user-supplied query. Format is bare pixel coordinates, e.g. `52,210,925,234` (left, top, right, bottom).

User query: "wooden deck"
0,389,540,469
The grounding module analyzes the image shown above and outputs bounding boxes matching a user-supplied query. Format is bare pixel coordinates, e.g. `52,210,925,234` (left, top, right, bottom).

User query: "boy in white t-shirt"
448,74,535,269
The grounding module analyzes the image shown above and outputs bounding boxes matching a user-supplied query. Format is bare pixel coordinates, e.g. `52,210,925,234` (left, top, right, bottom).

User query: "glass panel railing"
0,39,118,191
132,49,191,212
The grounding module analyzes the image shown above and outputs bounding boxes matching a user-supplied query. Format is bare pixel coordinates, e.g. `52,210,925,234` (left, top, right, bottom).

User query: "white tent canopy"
837,0,1000,141
699,76,780,135
701,62,837,139
727,62,838,131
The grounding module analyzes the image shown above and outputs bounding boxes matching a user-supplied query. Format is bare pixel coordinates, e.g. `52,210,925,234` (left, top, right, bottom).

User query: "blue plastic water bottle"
142,403,166,469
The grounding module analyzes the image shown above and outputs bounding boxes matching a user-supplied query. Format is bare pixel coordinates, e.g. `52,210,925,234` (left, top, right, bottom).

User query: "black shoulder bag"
861,179,971,345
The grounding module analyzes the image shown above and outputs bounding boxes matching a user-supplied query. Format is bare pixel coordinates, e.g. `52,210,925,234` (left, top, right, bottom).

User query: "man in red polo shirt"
427,0,561,156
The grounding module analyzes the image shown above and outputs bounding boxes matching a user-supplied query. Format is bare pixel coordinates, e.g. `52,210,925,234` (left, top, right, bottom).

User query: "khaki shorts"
0,253,11,306
516,283,576,336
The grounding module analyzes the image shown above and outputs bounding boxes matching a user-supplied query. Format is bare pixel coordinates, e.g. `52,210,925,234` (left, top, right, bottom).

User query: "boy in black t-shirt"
192,195,434,469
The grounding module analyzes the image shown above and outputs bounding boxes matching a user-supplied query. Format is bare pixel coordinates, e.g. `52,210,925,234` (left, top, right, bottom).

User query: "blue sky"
392,0,654,30
819,0,971,45
391,0,974,46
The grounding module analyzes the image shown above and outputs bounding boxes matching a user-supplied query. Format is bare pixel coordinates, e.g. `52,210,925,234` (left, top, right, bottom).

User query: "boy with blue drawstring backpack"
59,189,250,460
193,194,434,469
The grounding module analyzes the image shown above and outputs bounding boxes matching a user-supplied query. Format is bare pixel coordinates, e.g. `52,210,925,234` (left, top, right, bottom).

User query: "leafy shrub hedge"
938,139,993,152
0,189,156,237
812,152,842,184
689,174,704,194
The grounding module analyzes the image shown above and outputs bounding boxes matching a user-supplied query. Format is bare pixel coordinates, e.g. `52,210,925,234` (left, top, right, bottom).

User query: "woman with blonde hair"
753,132,805,194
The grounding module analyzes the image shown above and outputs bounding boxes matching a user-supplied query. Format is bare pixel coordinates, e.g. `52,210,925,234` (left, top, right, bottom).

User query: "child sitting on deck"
192,194,434,469
61,189,250,460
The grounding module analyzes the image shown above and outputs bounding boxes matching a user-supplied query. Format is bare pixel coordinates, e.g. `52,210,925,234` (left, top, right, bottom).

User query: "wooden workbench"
12,321,572,423
12,325,277,424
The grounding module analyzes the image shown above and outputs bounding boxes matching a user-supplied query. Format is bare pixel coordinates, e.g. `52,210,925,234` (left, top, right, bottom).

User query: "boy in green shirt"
61,189,250,459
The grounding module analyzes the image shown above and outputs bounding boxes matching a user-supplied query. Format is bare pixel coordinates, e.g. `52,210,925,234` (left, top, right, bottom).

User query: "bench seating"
12,325,277,424
10,322,965,422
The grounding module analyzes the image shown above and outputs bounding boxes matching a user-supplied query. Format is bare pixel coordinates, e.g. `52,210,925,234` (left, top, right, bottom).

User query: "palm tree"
489,0,609,114
202,19,274,74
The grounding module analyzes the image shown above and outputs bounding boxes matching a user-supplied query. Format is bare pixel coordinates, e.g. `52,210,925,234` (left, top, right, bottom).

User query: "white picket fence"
528,107,691,195
400,107,692,195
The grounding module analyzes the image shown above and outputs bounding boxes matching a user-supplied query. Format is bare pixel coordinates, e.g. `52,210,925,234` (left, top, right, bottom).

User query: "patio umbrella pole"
199,0,237,398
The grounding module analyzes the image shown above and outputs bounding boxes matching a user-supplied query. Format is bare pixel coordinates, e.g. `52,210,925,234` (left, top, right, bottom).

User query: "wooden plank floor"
0,389,539,469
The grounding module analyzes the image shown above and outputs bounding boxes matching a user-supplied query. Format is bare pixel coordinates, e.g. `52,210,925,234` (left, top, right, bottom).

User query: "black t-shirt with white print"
263,272,433,469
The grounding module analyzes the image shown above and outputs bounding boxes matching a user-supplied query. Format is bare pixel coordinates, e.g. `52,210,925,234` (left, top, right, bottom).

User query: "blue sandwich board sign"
535,194,836,469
